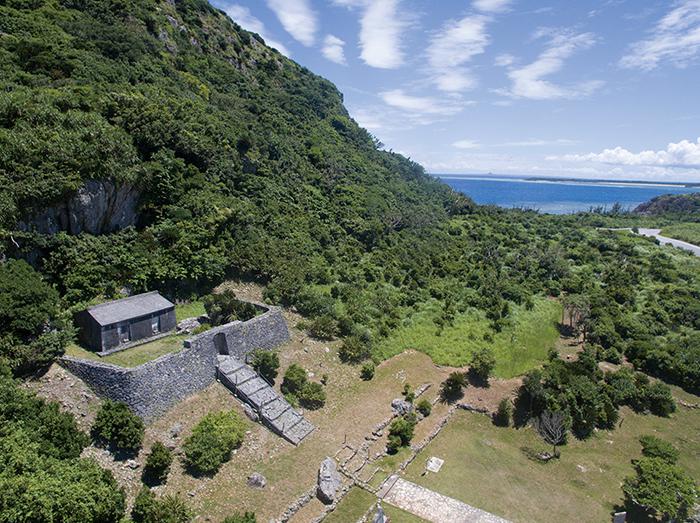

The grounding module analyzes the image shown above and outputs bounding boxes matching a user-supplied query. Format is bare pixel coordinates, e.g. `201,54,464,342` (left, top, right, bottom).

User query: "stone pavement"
381,477,511,523
217,355,314,445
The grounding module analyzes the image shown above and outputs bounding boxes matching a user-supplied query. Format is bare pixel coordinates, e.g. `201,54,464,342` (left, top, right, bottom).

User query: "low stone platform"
217,356,314,445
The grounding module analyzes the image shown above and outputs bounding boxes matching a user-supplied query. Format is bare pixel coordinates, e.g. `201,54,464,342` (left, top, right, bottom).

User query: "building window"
151,316,160,335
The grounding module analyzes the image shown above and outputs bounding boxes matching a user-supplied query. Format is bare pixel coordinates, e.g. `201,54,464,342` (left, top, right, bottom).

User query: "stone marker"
316,457,341,504
247,472,266,489
613,512,626,523
372,502,388,523
426,456,444,473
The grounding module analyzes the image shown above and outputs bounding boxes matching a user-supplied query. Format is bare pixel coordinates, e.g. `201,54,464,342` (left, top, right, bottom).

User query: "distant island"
436,173,700,188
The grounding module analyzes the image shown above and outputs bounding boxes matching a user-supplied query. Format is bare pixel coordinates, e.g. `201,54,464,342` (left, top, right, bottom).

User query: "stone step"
217,356,244,375
237,377,268,398
226,366,258,386
284,418,315,445
248,386,278,409
269,407,303,434
260,397,291,420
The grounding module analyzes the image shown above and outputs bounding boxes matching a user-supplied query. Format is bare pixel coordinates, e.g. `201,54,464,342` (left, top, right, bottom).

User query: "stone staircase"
217,356,315,445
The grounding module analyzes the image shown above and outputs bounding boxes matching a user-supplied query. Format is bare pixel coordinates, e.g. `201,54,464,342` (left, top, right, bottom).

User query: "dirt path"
636,228,700,256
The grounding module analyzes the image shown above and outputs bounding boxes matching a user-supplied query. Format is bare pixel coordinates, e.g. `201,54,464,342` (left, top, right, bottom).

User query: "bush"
92,400,144,453
640,435,680,464
494,398,512,427
298,381,326,410
132,487,193,523
440,372,466,401
644,382,676,417
338,335,371,363
183,411,246,475
386,434,402,454
224,513,257,523
360,362,375,380
307,314,338,339
387,413,416,452
281,364,307,396
203,290,257,326
416,398,432,417
250,350,279,384
469,347,496,384
143,441,173,484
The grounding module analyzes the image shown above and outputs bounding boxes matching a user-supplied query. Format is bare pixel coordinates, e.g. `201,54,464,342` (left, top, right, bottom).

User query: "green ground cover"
175,301,206,322
661,222,700,246
325,487,426,523
401,386,700,523
65,334,187,368
376,298,562,378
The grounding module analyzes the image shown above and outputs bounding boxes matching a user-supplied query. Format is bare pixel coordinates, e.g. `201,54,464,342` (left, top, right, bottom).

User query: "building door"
214,332,228,355
151,316,160,335
117,322,130,344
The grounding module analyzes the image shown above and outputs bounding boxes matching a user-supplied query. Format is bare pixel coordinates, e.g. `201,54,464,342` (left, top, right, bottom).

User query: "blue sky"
209,0,700,181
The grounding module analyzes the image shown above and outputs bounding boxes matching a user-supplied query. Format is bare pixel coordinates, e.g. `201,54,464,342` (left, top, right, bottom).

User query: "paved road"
381,476,511,523
636,228,700,257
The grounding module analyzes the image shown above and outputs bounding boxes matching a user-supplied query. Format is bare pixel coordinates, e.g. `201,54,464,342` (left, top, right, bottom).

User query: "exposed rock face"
391,398,413,416
316,457,341,505
19,180,139,235
177,316,208,334
247,472,266,489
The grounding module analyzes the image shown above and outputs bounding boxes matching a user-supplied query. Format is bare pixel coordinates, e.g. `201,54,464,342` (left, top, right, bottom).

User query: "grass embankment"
65,334,187,367
325,487,426,523
175,300,206,322
377,297,561,378
660,222,700,245
401,386,700,523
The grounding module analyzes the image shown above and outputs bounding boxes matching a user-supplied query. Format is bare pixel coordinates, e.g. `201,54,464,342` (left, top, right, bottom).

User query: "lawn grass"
175,300,206,322
402,386,700,523
660,222,700,246
376,297,562,378
65,333,187,367
325,487,428,523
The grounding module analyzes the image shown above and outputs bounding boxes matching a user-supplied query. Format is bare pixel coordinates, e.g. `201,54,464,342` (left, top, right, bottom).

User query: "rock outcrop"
316,457,341,505
19,180,139,235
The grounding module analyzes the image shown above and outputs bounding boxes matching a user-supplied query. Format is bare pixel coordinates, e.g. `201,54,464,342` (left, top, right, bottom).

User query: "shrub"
640,435,680,464
338,335,371,363
440,372,466,401
144,441,173,484
92,400,144,453
298,381,326,410
224,513,257,523
416,398,432,417
644,382,676,417
494,398,512,427
387,413,416,452
281,364,307,396
132,487,193,523
469,347,496,384
386,434,402,454
183,411,246,475
250,350,279,384
307,314,338,339
203,290,257,326
360,362,375,380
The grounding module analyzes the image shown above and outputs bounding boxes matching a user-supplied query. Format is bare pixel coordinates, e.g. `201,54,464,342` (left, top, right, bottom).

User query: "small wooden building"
75,292,176,352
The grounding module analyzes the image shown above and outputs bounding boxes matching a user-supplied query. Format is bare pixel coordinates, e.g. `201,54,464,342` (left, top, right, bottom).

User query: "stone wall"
59,303,289,421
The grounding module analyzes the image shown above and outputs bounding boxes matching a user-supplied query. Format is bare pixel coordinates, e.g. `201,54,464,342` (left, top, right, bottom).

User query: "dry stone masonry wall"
59,302,289,421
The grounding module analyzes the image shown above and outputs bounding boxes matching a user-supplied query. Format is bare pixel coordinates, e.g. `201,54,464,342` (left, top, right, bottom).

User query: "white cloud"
453,139,481,149
266,0,318,47
426,15,490,92
501,30,603,99
322,35,347,64
620,0,700,71
494,53,515,67
334,0,408,69
225,4,290,56
498,138,579,147
552,137,700,168
380,89,466,116
473,0,512,13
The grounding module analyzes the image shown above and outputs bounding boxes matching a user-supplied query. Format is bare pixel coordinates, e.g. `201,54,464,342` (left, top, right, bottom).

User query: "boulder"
169,423,183,439
372,503,388,523
247,472,266,489
391,398,413,416
177,317,202,334
243,404,259,422
316,457,341,505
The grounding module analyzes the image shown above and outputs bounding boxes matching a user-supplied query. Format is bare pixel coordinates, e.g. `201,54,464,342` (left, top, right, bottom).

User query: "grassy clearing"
660,222,700,246
401,386,700,523
175,300,206,322
65,334,187,367
326,487,427,523
376,297,561,378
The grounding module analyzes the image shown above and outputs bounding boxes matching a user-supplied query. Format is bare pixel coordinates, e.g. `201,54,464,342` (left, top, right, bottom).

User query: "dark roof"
86,292,174,326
